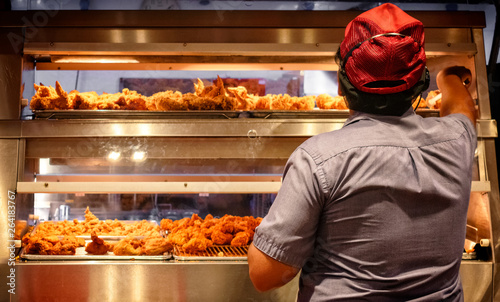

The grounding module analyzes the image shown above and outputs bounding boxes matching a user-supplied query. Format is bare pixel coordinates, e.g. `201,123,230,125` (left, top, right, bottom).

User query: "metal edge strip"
16,181,282,194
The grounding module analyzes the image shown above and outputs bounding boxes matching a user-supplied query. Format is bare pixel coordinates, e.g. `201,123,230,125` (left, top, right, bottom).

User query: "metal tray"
414,108,441,118
32,110,243,120
173,255,246,261
20,245,171,261
31,108,439,120
173,245,248,261
248,109,440,119
247,109,348,119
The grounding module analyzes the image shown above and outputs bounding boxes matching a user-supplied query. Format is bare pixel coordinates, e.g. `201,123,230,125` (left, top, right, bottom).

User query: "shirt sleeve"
448,113,477,155
252,146,327,268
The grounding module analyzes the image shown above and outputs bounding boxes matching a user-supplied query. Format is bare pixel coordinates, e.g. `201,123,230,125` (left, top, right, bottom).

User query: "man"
248,3,477,301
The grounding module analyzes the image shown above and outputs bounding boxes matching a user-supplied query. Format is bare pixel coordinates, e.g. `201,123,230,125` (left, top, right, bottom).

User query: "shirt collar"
343,107,416,127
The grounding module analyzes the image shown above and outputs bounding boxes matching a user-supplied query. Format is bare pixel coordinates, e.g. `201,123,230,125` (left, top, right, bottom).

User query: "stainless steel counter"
14,260,299,302
9,260,491,302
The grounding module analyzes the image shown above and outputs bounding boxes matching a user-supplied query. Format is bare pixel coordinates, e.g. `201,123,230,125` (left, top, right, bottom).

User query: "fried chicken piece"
290,96,315,110
84,207,100,231
269,94,291,110
150,90,186,110
142,236,173,255
25,237,53,255
254,95,272,110
182,93,202,109
412,95,428,109
190,76,238,110
69,90,100,110
200,215,219,229
105,241,117,253
234,220,250,233
196,76,226,99
316,94,348,110
44,235,61,244
201,226,216,239
211,229,234,245
61,235,86,248
217,215,236,234
123,220,161,237
85,206,99,222
160,219,175,231
113,237,143,256
94,88,151,110
182,235,213,254
30,81,70,110
426,89,441,109
172,217,191,229
95,92,122,110
50,241,77,255
230,232,252,247
145,96,157,111
266,94,316,110
85,231,109,255
227,86,257,110
271,94,314,110
25,235,79,255
245,216,261,231
190,213,203,223
185,94,237,110
22,232,32,246
118,88,150,110
168,229,190,246
193,78,206,96
214,94,238,110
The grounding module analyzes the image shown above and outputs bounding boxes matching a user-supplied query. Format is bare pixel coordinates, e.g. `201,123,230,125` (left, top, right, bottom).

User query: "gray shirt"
253,109,477,301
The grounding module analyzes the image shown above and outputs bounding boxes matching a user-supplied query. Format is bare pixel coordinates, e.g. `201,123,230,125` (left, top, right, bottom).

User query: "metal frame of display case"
0,10,497,302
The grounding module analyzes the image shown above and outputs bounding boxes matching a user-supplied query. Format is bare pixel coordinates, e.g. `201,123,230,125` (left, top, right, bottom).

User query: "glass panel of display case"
24,70,341,120
17,192,274,222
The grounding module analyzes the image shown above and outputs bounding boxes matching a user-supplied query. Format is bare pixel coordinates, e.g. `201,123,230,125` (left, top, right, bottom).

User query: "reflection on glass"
108,151,121,161
132,151,147,162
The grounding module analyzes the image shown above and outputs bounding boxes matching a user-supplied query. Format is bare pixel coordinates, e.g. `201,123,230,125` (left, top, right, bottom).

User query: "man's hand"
437,66,472,88
436,66,477,124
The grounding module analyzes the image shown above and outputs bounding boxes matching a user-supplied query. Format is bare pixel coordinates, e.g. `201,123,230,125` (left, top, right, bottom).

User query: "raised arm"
436,66,477,124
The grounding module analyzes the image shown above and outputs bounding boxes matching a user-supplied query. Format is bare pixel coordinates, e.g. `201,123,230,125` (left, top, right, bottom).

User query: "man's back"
295,110,477,301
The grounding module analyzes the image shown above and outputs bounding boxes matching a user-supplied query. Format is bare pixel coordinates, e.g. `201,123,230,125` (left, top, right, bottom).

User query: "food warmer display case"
0,9,497,302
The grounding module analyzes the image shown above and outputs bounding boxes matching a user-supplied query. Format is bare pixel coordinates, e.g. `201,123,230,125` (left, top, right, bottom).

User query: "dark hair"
335,47,428,116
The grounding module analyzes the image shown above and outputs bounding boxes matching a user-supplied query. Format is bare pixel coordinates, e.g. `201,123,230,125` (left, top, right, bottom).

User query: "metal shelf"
17,180,489,194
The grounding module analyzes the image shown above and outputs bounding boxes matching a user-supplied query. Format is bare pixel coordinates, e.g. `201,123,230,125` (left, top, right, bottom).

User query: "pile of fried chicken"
84,231,172,256
23,207,172,256
22,208,262,257
160,213,262,254
29,76,350,111
31,207,161,237
23,234,86,255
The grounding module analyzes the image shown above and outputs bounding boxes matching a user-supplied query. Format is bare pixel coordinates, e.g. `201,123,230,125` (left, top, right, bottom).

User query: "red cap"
340,3,426,94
